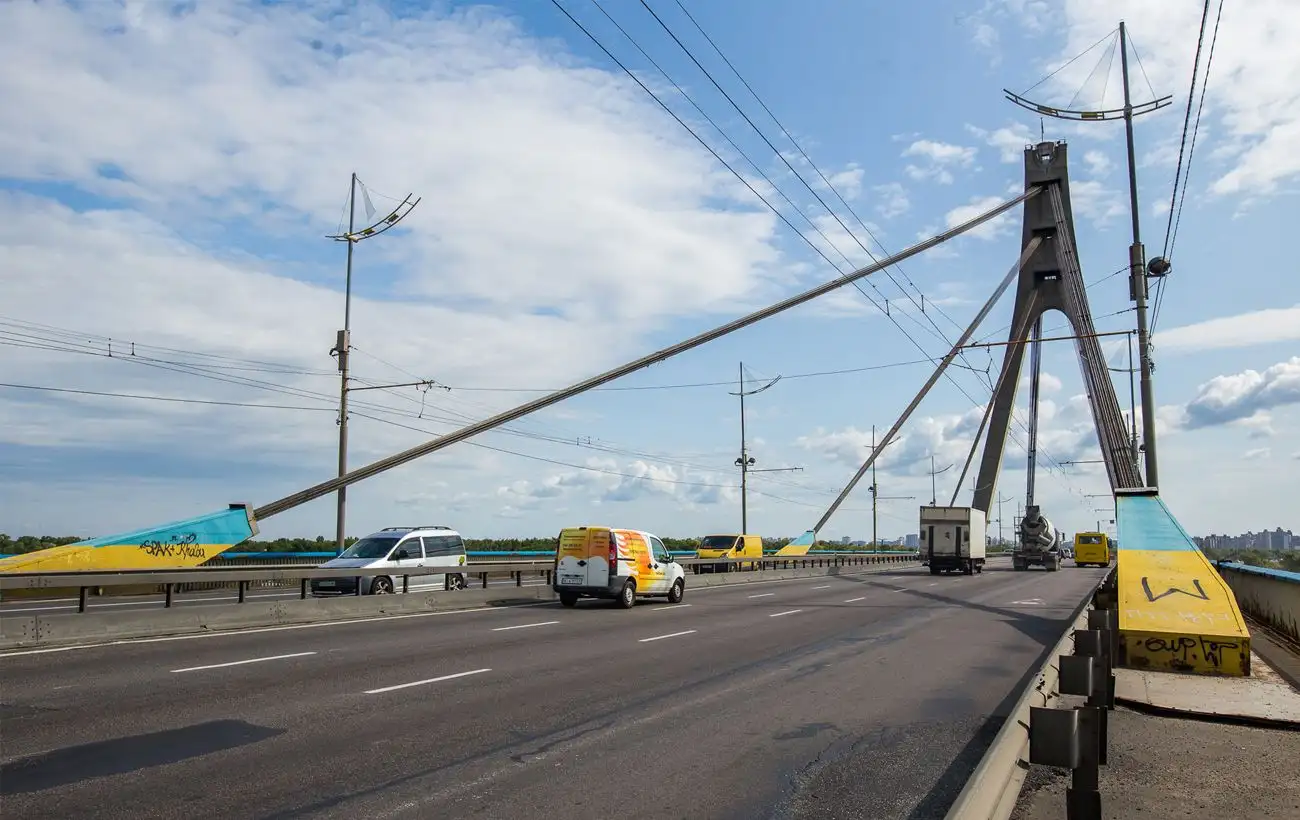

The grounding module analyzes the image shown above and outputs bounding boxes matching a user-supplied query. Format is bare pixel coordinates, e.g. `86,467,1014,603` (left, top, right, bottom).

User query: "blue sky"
1,0,1297,545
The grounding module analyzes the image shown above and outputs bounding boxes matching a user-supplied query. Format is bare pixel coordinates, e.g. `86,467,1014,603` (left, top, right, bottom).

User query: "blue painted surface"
1115,494,1200,552
1215,561,1300,585
75,506,255,548
787,530,817,548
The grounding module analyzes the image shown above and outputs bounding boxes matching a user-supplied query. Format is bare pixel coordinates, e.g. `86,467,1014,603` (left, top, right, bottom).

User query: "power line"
569,1,1070,485
1154,0,1225,334
0,382,336,411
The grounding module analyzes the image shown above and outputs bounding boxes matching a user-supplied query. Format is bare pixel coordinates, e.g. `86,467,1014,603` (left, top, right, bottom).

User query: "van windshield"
1077,535,1103,545
700,535,738,550
338,536,399,559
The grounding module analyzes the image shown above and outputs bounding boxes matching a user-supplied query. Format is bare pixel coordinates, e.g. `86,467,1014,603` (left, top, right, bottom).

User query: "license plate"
318,580,336,587
560,575,583,585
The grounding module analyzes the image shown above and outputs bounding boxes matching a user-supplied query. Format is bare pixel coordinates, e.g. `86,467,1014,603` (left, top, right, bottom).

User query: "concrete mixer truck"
1013,504,1062,571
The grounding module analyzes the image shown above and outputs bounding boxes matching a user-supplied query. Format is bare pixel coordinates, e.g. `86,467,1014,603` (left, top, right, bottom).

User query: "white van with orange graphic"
552,526,686,608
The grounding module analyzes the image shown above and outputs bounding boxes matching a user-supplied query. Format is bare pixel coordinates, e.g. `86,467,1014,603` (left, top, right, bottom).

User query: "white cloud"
1019,372,1063,393
902,139,978,185
1180,357,1300,430
1155,305,1300,354
1243,447,1270,461
1083,150,1112,176
1069,179,1127,226
825,164,865,200
973,23,1000,51
1009,0,1300,200
0,1,801,538
945,195,1016,241
873,182,911,219
965,123,1036,164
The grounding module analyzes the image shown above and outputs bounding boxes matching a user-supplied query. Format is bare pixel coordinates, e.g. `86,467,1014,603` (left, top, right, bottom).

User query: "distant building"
905,533,919,549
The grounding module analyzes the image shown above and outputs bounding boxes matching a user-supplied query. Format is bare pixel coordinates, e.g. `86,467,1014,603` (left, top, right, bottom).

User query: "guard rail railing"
0,552,919,612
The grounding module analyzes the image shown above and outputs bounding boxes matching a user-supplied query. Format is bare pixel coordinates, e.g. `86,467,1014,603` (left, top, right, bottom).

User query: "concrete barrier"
1214,562,1300,645
0,559,917,650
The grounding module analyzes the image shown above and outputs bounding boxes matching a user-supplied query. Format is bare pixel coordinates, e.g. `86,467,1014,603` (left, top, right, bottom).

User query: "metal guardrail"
0,552,916,612
945,567,1116,820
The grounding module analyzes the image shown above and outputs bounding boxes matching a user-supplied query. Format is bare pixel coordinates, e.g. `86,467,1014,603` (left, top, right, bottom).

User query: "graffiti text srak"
140,533,205,560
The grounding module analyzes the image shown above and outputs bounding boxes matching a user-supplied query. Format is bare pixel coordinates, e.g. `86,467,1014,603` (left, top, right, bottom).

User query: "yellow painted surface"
774,542,812,556
1118,548,1251,676
0,542,233,573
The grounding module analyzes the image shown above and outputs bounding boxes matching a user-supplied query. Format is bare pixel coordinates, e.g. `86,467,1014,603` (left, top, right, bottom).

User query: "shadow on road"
0,719,286,795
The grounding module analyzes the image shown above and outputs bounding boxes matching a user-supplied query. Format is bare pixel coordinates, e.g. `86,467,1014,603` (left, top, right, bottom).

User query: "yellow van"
696,533,763,572
553,526,686,608
1074,532,1111,567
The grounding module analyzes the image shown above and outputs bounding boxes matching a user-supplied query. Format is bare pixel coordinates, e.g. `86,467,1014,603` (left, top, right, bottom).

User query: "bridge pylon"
970,141,1143,515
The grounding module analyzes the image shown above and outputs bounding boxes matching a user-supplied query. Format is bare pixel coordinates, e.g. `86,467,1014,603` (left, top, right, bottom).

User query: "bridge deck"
1115,489,1251,676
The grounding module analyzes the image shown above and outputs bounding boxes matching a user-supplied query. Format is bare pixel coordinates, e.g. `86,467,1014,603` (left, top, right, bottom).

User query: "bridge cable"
558,0,1074,488
253,188,1040,519
813,237,1044,534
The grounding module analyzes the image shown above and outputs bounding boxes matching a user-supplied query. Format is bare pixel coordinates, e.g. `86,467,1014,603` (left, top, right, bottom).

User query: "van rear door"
556,527,613,589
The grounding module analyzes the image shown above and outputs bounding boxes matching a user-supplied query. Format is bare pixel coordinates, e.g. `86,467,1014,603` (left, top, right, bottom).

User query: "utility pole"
997,493,1013,548
929,455,953,506
867,424,914,553
327,175,420,553
729,362,791,534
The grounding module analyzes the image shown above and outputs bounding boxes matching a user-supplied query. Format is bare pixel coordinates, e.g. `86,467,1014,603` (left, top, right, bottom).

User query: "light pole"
327,174,421,554
730,362,796,533
1004,21,1172,489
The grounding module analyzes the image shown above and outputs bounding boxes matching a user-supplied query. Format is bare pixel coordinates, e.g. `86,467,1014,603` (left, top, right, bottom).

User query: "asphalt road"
0,564,1108,819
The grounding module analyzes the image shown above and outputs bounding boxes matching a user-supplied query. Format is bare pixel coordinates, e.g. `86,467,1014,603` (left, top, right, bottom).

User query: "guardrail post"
78,586,88,613
1073,628,1112,765
1086,609,1118,709
481,572,487,589
238,580,247,603
164,583,174,608
1029,696,1101,820
402,575,409,594
515,571,522,587
300,579,308,599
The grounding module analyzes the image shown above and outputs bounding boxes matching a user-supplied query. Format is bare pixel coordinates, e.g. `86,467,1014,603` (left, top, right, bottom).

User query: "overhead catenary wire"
564,0,1076,487
1153,0,1225,334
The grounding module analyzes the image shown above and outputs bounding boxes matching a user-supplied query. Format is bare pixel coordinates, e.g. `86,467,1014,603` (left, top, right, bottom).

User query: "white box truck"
919,506,987,576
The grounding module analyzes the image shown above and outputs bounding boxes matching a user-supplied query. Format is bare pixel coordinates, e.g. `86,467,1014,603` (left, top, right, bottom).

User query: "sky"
1,0,1297,546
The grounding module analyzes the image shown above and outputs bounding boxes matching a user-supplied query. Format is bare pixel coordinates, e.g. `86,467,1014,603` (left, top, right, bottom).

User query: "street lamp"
326,174,421,554
729,362,799,533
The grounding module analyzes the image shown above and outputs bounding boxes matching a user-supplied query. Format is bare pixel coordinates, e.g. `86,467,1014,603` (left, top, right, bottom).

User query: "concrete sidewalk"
1011,651,1300,820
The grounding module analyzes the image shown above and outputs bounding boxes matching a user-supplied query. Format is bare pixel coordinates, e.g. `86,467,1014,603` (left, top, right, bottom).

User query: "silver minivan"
310,526,468,596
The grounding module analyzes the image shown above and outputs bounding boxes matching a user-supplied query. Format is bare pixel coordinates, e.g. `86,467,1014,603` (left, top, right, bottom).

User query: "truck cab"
695,533,762,573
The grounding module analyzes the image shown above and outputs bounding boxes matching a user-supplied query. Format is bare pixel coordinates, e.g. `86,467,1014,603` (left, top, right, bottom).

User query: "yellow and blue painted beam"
1115,488,1250,677
774,530,815,557
0,504,258,574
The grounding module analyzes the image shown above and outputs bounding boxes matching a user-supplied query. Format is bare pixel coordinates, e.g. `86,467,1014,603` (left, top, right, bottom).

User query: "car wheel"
617,580,636,609
560,592,578,607
667,579,685,604
446,573,466,591
371,576,394,595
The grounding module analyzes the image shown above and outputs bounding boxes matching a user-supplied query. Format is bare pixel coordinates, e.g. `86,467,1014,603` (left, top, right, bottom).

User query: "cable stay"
254,187,1041,520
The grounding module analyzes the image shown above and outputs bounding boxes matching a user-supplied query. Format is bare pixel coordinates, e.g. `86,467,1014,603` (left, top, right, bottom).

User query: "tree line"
0,533,906,555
